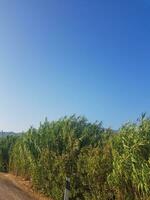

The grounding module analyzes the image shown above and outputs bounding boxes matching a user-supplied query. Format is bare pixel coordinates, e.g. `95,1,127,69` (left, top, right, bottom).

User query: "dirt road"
0,173,36,200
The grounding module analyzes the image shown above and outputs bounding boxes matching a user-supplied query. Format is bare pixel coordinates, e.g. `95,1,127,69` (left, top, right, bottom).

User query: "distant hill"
0,131,17,137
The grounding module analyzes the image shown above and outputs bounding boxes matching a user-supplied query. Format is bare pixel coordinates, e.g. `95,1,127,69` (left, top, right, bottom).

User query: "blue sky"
0,0,150,131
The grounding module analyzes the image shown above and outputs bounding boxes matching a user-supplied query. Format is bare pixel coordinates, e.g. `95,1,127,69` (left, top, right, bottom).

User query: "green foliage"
0,115,150,200
0,135,17,172
108,118,150,200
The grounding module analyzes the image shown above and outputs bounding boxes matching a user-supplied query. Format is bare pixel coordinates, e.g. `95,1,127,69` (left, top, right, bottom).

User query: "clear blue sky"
0,0,150,132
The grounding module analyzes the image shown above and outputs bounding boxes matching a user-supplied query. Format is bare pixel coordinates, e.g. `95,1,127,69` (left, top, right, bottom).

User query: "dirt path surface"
0,173,51,200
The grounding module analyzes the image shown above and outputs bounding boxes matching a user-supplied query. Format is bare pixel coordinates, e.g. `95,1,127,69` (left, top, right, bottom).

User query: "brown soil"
0,173,52,200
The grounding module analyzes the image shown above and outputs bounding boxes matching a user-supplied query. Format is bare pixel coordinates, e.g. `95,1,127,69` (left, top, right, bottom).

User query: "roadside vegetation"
0,114,150,200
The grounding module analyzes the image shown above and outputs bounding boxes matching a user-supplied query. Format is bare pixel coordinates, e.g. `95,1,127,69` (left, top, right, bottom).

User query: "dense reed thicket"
0,115,150,200
0,135,17,172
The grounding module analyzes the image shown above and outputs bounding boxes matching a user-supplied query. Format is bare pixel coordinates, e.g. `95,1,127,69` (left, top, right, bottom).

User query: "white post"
64,177,70,200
